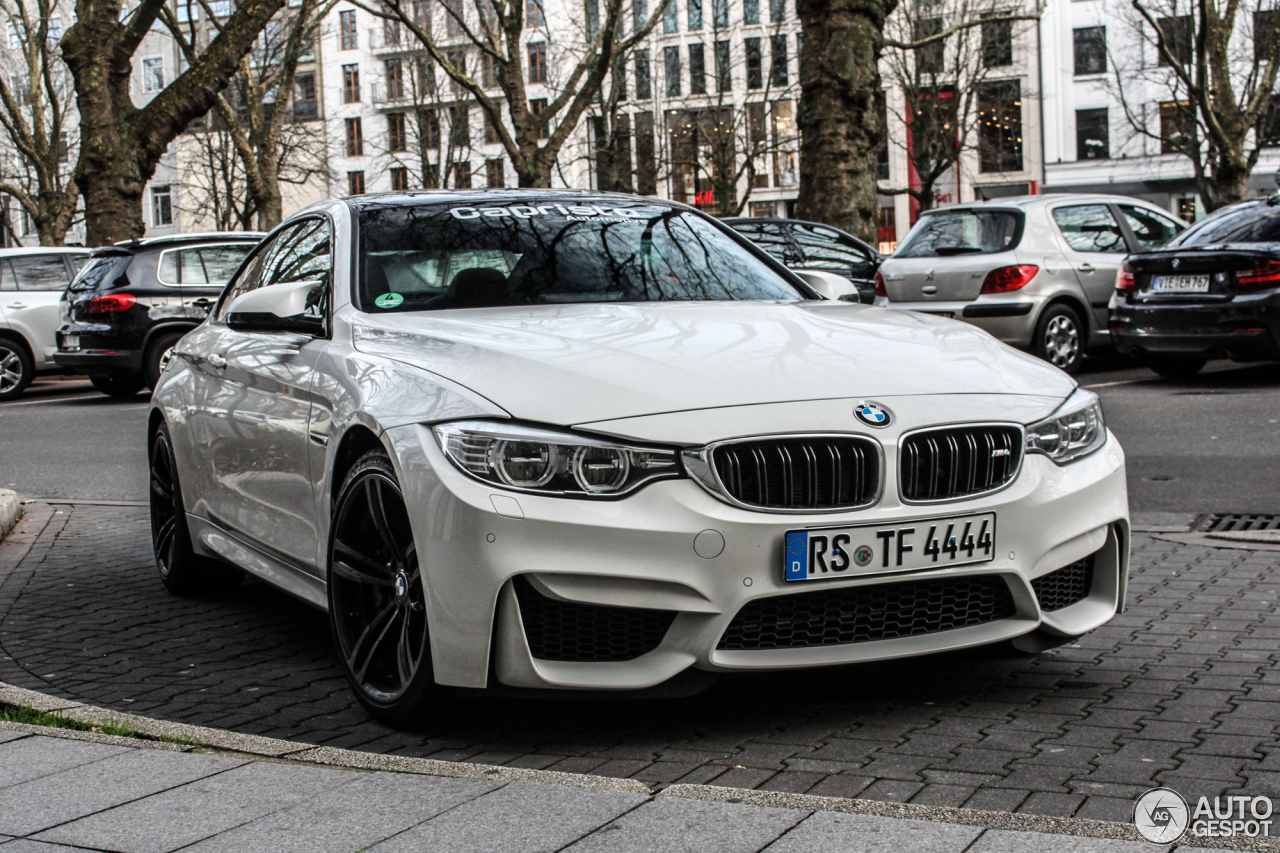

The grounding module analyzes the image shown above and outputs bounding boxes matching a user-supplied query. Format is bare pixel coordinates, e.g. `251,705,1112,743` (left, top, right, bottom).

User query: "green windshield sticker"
374,292,404,309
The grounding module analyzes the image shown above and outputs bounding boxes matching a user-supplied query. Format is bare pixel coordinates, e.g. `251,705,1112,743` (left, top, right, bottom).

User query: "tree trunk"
1208,157,1250,211
795,0,895,242
256,151,284,231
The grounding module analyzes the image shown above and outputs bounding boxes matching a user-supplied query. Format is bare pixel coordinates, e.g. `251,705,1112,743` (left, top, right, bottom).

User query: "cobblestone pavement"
2,503,1278,826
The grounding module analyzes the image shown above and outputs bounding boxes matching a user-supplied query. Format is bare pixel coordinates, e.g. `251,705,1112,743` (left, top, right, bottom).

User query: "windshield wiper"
935,245,983,256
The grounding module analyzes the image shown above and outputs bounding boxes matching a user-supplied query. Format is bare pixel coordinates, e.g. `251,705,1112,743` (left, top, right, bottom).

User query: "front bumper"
1110,294,1280,361
384,419,1129,692
874,296,1040,347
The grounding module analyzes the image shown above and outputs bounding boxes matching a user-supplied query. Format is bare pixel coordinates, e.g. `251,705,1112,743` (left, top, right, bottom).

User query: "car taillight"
1115,264,1136,292
874,272,887,298
85,293,137,314
1235,259,1280,290
980,265,1039,294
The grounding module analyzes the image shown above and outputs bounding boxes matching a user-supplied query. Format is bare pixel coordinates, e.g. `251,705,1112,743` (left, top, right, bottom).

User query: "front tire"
1032,304,1085,375
1145,354,1206,379
328,449,440,725
150,422,242,596
0,340,33,401
91,375,146,398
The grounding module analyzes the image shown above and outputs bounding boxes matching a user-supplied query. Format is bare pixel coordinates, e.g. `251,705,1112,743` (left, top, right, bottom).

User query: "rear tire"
90,375,146,398
1144,355,1206,379
328,449,442,726
0,339,33,401
144,332,185,391
150,422,242,596
1032,304,1085,375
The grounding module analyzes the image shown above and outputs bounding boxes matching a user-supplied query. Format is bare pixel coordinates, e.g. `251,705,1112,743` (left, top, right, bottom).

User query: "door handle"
6,302,26,308
207,352,227,369
1078,263,1096,273
192,298,215,307
921,285,938,295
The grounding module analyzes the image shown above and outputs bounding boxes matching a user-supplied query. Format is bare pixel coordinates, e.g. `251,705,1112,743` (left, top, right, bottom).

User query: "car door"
190,219,333,572
1,254,74,368
789,223,881,301
1049,203,1131,329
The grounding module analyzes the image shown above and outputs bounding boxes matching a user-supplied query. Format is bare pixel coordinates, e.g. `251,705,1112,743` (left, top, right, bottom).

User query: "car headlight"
1025,388,1106,464
433,420,681,497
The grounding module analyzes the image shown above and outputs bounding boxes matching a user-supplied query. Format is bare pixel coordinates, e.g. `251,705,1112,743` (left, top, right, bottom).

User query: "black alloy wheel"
328,450,438,724
150,422,241,595
0,340,33,401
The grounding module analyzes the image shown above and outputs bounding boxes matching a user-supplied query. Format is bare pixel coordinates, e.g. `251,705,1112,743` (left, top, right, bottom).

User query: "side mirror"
226,279,326,335
794,269,860,302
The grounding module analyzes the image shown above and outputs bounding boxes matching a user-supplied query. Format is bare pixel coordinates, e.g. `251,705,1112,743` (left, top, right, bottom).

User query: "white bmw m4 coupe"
149,192,1129,723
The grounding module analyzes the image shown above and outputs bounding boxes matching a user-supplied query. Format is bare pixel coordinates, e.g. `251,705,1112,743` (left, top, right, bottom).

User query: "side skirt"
187,514,328,611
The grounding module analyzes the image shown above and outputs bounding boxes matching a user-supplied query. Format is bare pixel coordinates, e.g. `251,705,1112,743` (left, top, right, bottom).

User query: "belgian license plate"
784,513,996,582
1151,274,1209,293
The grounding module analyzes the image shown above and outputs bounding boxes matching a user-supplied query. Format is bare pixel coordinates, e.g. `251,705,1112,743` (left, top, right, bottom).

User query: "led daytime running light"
1025,389,1107,465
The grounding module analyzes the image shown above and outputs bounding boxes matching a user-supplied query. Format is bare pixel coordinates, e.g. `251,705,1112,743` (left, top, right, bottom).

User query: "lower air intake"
1031,557,1094,612
717,574,1017,651
513,576,676,662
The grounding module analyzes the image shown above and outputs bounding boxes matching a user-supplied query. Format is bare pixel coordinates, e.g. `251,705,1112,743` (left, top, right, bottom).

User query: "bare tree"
1105,0,1280,211
61,0,286,245
177,125,257,229
356,0,670,187
0,0,79,245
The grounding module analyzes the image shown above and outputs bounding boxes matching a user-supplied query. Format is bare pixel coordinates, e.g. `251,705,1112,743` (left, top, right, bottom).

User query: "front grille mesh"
900,425,1022,502
513,576,676,662
717,574,1017,651
711,436,879,510
1032,557,1094,612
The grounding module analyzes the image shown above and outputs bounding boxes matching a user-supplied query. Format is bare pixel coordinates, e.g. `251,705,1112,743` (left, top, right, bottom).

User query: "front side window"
791,224,876,277
1172,204,1280,246
895,210,1023,258
730,223,801,265
1052,205,1126,253
218,220,332,322
8,255,71,291
357,202,804,312
157,244,255,285
1119,204,1183,251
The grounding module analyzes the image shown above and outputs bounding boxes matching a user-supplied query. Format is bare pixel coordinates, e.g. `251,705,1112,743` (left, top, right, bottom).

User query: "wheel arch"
0,328,35,362
141,322,199,357
329,423,388,510
1038,293,1092,331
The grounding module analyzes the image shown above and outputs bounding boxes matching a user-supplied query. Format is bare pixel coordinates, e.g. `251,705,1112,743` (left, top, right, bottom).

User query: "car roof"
919,194,1169,212
342,189,692,211
0,246,91,256
109,231,266,250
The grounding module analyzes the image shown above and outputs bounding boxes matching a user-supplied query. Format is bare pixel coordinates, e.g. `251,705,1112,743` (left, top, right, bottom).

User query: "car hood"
349,301,1075,425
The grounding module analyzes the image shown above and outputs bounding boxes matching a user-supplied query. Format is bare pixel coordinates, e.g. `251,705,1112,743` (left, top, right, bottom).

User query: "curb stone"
0,490,20,540
1,683,1273,850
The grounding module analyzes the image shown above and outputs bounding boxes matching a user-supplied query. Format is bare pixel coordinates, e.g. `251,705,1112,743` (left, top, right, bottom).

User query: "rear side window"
8,255,72,291
731,223,802,266
1119,205,1183,251
69,255,132,292
791,224,877,278
1173,203,1280,246
157,244,255,285
1052,205,1127,253
895,210,1023,258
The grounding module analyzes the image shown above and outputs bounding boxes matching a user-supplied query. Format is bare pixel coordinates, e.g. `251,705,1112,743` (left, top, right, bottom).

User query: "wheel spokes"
367,478,411,566
348,601,398,682
154,514,177,563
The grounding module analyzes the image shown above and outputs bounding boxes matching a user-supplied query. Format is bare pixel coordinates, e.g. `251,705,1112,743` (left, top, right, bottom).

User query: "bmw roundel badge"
854,401,893,428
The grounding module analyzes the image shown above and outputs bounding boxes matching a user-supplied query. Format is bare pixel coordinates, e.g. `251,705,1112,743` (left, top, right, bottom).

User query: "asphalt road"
2,358,1277,513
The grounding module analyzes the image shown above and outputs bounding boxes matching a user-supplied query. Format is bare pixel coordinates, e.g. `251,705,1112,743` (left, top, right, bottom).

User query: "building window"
875,91,889,180
527,0,546,26
339,9,357,49
770,34,788,86
342,64,360,103
1256,10,1278,62
635,49,652,100
1075,108,1108,160
915,18,945,75
345,117,364,156
142,57,165,92
1261,94,1280,146
294,73,317,120
712,0,727,27
388,112,408,151
445,49,466,93
745,38,762,89
978,79,1022,172
585,0,599,37
1160,101,1194,153
486,158,505,187
633,0,647,32
529,98,549,138
484,113,500,144
390,167,410,191
664,0,679,32
347,170,365,195
482,53,499,88
151,185,173,226
664,45,682,96
419,108,441,149
1157,16,1192,66
688,0,701,30
385,58,404,99
715,41,731,91
453,162,471,188
689,44,706,94
1176,197,1196,223
744,0,759,25
981,16,1012,67
768,0,785,23
445,0,464,36
528,41,546,84
1073,27,1106,75
382,18,401,46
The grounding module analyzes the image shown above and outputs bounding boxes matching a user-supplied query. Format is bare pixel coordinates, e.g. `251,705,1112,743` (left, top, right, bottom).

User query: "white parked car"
150,192,1130,723
0,247,92,400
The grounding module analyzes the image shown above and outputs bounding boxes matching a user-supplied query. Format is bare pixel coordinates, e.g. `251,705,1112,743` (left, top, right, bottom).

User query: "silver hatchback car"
875,195,1185,374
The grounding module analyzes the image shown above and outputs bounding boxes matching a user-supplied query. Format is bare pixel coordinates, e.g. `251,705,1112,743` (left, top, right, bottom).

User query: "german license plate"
1151,274,1209,293
784,513,996,582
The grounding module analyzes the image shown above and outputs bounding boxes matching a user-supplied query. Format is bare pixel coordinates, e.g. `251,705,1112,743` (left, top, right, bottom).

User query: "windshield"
68,254,131,292
357,201,804,312
894,210,1023,258
1172,203,1280,246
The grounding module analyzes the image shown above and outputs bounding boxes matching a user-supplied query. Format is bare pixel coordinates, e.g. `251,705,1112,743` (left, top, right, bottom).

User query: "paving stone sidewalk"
0,502,1278,826
0,727,1211,852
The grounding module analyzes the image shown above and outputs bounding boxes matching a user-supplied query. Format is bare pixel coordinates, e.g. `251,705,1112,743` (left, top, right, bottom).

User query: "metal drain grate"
1192,514,1280,533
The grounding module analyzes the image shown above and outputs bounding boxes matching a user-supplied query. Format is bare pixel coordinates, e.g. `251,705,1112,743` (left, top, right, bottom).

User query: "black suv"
724,218,884,303
55,233,263,397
